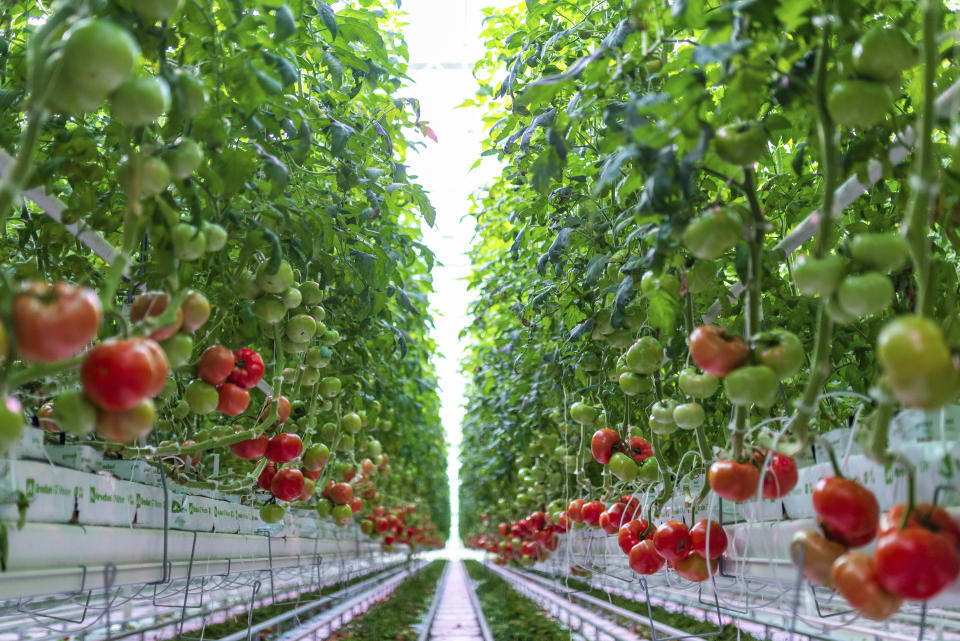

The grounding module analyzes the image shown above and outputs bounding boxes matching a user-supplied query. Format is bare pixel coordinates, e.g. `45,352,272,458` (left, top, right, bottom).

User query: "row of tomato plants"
460,0,960,622
0,0,448,543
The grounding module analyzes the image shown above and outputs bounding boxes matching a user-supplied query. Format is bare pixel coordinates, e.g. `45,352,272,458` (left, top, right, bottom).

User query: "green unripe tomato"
848,232,909,273
619,372,652,397
319,376,342,398
172,399,190,419
622,305,646,331
672,402,705,430
714,121,767,166
753,329,804,380
52,390,96,436
792,254,847,297
683,207,744,260
185,380,219,414
337,434,355,451
281,338,308,354
134,0,182,22
282,287,302,310
570,401,598,426
678,367,719,398
252,296,286,324
285,314,317,342
320,422,337,442
306,346,332,369
650,419,677,436
636,459,660,483
827,80,894,129
172,223,205,261
322,329,340,345
58,19,139,95
342,411,362,434
878,315,960,410
165,139,204,180
239,271,261,298
316,499,333,518
201,222,227,252
260,503,285,524
852,27,917,81
111,76,170,126
300,367,320,386
160,333,193,368
257,260,295,294
300,282,323,306
836,272,893,317
723,365,779,407
650,399,677,424
175,72,206,119
625,336,663,375
0,399,26,450
609,452,639,482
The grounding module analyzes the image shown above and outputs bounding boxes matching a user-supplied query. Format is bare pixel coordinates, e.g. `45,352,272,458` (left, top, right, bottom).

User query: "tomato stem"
903,0,940,316
6,354,84,389
816,437,844,478
785,17,838,447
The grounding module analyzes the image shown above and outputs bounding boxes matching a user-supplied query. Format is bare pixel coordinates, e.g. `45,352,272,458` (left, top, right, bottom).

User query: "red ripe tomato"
877,503,960,546
690,519,727,560
688,325,749,377
620,495,641,520
129,291,183,341
217,383,250,416
271,468,305,502
590,428,620,465
228,347,265,389
302,467,322,481
498,522,509,537
653,521,693,561
230,434,268,459
629,436,653,464
197,345,234,385
544,532,559,551
265,433,302,463
95,399,156,443
12,281,101,363
329,482,353,505
672,554,718,582
758,451,799,499
556,512,570,532
618,519,650,555
81,338,168,411
813,477,879,547
629,539,666,575
260,395,291,425
598,511,619,535
875,527,960,600
567,499,586,523
708,459,759,502
258,462,276,491
832,553,903,621
360,458,374,477
349,497,363,513
581,500,605,527
342,466,357,483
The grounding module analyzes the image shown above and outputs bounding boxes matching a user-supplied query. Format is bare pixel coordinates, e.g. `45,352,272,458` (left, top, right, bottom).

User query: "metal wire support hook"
16,564,93,624
244,579,263,641
102,562,118,641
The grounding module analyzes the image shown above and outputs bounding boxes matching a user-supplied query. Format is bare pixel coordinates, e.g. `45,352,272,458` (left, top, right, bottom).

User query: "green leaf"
530,148,562,194
329,120,355,155
274,5,296,42
322,51,344,88
316,1,337,39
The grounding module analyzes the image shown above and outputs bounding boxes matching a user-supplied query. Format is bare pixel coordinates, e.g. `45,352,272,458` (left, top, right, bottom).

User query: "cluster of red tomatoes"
590,429,654,480
467,510,564,566
793,476,959,620
708,450,799,502
193,345,266,416
360,505,443,551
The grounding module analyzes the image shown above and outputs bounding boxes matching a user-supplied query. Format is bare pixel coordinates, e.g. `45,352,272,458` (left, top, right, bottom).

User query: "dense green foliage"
459,0,960,537
0,0,448,536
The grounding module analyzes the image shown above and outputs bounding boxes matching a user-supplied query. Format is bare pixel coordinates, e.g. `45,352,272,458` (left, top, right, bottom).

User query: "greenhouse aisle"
425,562,489,641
